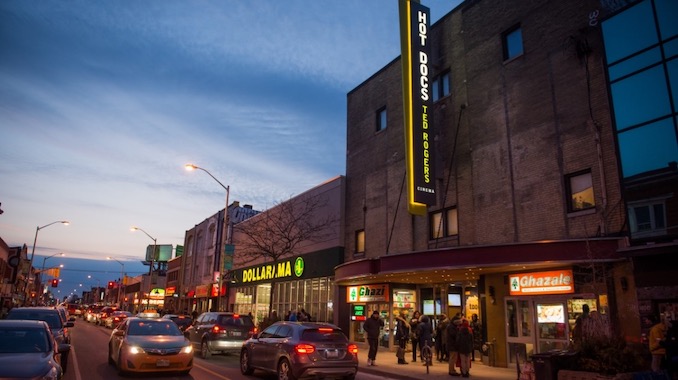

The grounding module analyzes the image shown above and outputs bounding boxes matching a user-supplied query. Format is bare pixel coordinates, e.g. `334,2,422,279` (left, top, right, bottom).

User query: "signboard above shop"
347,284,390,303
509,269,574,295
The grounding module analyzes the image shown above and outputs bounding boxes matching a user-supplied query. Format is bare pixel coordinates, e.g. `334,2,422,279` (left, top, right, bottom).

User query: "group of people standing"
388,310,481,378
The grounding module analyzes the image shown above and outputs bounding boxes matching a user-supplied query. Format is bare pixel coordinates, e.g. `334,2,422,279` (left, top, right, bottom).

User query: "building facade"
337,0,676,368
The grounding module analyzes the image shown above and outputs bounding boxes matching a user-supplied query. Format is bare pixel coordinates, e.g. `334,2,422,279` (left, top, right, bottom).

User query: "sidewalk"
356,344,518,380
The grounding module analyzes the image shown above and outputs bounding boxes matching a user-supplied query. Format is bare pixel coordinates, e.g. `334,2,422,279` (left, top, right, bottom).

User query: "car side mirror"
65,322,74,328
57,343,71,354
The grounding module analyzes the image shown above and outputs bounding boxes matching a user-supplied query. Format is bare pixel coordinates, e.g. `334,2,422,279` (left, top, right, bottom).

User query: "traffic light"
107,281,115,289
51,279,59,288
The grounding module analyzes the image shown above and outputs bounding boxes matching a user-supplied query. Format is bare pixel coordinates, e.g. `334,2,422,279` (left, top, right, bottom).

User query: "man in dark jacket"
447,313,463,376
363,310,384,366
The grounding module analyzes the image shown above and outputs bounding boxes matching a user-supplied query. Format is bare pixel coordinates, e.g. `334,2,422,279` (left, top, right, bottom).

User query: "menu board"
537,303,565,323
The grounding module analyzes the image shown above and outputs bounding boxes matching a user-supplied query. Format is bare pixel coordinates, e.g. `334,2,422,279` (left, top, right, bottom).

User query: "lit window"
628,200,667,239
432,71,451,102
355,230,365,254
376,107,387,132
430,207,458,239
566,171,595,213
503,25,523,61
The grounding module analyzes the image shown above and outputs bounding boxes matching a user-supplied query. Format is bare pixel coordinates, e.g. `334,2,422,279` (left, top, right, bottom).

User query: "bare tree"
231,193,338,323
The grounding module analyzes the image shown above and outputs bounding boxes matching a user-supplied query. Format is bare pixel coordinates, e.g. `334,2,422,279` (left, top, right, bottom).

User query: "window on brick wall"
502,24,523,61
628,198,667,239
565,170,595,213
432,71,451,102
355,229,365,255
376,107,387,132
430,207,458,239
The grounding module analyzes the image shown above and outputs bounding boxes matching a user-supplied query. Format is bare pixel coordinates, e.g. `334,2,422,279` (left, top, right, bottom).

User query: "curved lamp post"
185,163,231,311
107,257,125,308
25,220,69,305
40,252,65,288
131,226,157,310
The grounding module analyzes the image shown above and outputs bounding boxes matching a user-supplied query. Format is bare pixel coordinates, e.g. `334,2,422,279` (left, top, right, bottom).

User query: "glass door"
536,301,569,352
505,298,535,365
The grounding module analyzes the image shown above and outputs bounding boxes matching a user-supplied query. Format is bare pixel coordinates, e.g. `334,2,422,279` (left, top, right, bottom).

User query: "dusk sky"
0,1,462,297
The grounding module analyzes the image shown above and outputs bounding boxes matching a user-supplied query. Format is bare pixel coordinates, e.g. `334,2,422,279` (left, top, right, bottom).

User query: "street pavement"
356,344,519,380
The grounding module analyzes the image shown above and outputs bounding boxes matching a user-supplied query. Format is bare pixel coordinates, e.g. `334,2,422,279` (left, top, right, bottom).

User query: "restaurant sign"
509,269,574,295
347,284,390,303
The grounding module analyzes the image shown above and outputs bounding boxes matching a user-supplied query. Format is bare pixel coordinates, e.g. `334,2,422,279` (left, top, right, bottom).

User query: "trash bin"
531,351,577,380
481,341,496,366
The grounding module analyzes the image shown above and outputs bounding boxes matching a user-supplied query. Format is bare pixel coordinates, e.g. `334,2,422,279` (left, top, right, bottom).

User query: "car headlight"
181,345,193,354
39,366,60,380
128,346,146,355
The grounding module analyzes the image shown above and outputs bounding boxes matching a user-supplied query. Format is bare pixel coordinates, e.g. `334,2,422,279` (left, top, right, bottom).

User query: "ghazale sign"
509,269,574,295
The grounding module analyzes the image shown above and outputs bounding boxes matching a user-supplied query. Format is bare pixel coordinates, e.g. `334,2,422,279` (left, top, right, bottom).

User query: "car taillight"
318,328,333,332
348,344,358,354
294,344,315,354
212,325,221,333
250,327,258,335
114,317,120,322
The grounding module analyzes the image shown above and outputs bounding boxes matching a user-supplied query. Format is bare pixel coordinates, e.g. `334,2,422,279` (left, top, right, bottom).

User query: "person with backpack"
457,318,475,377
417,314,434,365
447,313,463,376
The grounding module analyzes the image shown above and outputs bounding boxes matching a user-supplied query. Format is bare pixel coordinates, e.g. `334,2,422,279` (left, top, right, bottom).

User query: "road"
63,316,392,380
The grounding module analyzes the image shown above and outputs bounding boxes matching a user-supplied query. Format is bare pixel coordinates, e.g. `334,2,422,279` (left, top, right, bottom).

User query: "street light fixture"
25,220,69,305
131,226,157,310
107,257,125,308
185,163,231,311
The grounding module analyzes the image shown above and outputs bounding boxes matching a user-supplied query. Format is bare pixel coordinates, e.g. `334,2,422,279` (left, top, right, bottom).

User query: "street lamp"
25,220,69,305
185,163,231,311
131,226,157,310
40,252,65,287
107,257,125,308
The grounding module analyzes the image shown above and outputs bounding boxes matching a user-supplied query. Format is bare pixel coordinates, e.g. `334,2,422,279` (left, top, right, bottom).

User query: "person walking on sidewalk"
395,311,411,365
417,314,434,365
457,318,475,377
447,313,463,376
410,310,421,362
364,310,384,366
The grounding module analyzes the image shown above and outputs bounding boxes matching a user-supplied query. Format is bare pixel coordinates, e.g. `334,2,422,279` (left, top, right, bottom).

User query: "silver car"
185,312,255,359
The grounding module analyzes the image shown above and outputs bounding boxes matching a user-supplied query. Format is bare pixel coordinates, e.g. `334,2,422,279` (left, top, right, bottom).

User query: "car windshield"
7,311,62,329
127,320,182,336
301,328,349,343
0,327,49,353
217,315,253,327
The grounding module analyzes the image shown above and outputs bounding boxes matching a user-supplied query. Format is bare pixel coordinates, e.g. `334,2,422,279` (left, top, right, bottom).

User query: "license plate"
231,331,241,337
156,359,170,367
326,350,339,358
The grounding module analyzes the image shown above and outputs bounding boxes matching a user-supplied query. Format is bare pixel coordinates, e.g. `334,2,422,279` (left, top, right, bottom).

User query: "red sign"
509,269,574,295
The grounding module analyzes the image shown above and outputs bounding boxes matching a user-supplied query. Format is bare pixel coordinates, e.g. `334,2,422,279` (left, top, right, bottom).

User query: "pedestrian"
395,311,410,365
572,304,590,349
664,315,677,380
470,313,482,361
447,313,463,376
457,318,474,377
289,310,298,321
417,314,434,365
650,313,670,373
436,314,450,362
410,310,421,362
363,310,384,366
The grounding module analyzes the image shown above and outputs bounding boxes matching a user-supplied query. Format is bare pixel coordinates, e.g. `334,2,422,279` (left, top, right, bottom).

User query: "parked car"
105,311,133,329
108,317,193,376
240,321,358,380
5,307,74,371
96,306,118,326
162,314,193,332
185,312,255,359
0,320,71,379
85,305,102,323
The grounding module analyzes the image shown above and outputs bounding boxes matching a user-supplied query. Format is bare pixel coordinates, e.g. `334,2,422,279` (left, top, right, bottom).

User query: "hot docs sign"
509,269,574,295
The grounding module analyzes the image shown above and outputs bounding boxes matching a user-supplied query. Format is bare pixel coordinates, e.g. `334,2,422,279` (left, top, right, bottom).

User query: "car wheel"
343,375,356,380
116,352,127,376
107,344,115,365
277,358,297,380
240,349,254,375
60,353,69,373
200,340,211,359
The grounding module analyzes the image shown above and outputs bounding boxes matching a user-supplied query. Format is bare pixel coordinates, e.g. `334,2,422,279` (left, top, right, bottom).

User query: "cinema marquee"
399,0,436,216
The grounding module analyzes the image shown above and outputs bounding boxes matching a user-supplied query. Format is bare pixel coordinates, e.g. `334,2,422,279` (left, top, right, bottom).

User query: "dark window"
628,200,667,238
432,71,451,102
565,170,595,213
301,328,348,342
503,24,523,61
376,107,387,132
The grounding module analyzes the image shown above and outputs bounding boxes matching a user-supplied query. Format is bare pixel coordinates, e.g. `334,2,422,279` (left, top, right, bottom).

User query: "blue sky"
0,0,462,296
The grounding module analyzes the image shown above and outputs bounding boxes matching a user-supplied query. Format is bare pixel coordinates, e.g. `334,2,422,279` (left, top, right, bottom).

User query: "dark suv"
185,312,255,359
5,307,74,371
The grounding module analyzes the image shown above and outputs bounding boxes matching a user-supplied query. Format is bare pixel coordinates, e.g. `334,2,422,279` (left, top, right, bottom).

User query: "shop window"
503,24,524,61
430,207,458,239
376,107,387,132
565,170,595,213
432,71,451,102
355,229,365,255
628,199,667,238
